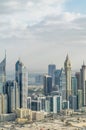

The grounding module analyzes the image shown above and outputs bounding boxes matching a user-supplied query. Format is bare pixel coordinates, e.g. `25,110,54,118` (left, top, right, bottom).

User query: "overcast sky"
0,0,86,73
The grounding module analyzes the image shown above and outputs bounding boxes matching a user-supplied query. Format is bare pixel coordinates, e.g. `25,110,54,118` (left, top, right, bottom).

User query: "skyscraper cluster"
0,53,86,119
0,54,28,114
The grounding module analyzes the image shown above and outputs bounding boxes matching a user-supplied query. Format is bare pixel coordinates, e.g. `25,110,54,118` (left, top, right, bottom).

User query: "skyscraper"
44,75,52,96
80,63,86,106
54,68,66,100
15,59,28,108
48,64,56,86
64,54,72,100
4,80,20,113
0,53,6,93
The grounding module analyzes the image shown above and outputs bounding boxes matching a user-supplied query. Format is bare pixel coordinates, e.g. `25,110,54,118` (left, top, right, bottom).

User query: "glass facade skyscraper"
15,60,28,108
0,55,6,94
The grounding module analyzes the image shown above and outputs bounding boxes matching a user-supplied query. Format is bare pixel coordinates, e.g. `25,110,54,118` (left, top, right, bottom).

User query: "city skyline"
0,0,86,72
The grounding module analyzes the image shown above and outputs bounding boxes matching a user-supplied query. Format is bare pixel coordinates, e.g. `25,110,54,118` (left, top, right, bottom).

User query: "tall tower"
15,59,28,108
64,54,71,100
0,52,6,93
44,75,52,96
48,64,56,86
80,62,86,106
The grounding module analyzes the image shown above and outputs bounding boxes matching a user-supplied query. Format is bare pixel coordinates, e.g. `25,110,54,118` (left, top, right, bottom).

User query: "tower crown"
64,54,71,68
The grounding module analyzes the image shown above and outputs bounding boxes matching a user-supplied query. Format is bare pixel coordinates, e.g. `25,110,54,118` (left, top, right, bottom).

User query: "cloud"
0,0,86,72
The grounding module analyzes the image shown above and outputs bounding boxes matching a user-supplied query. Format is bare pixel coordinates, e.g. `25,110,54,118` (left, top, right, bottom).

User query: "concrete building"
44,75,52,96
77,89,82,109
64,54,72,100
15,108,32,121
15,59,28,108
32,111,44,121
0,94,8,114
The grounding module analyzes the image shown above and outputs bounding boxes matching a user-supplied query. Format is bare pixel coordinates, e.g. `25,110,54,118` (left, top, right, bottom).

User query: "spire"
66,54,69,60
83,60,85,66
5,50,6,60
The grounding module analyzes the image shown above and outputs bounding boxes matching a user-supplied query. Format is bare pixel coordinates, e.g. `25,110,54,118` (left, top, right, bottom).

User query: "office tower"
75,72,81,89
69,95,77,111
31,100,42,111
77,89,82,109
27,97,31,109
46,96,53,112
64,54,72,100
45,100,50,112
71,76,77,95
54,68,66,100
48,64,56,86
15,59,28,108
2,94,8,114
53,95,62,113
62,100,69,110
44,75,52,96
4,80,20,113
0,54,6,93
80,63,86,106
37,96,46,111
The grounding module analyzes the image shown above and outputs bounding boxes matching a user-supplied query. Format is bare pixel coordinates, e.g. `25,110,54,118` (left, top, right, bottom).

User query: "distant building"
27,97,31,109
77,89,82,109
80,63,86,106
69,95,77,111
64,55,72,100
0,54,6,94
37,96,46,111
15,59,28,108
62,100,69,110
43,75,52,96
48,64,56,86
0,94,8,114
53,95,62,113
71,76,77,95
54,68,66,100
75,72,81,89
31,100,42,111
4,80,20,113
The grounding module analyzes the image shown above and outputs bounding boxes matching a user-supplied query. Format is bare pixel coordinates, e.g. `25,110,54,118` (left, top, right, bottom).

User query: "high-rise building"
0,94,8,114
75,72,81,89
71,76,77,95
0,54,6,93
54,68,66,100
80,63,86,106
64,55,72,100
53,95,62,113
48,64,56,86
15,59,28,108
44,75,52,96
77,89,82,109
4,80,20,113
69,95,77,111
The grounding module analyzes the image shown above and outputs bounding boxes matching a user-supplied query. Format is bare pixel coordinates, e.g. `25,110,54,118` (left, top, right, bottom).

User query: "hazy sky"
0,0,86,72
